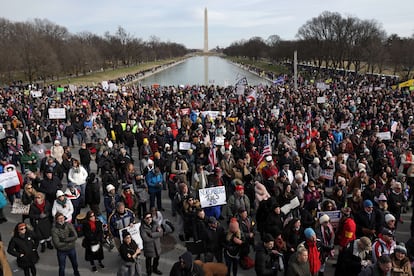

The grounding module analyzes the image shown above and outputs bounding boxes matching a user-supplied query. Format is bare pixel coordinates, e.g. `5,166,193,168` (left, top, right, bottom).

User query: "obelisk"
204,7,208,53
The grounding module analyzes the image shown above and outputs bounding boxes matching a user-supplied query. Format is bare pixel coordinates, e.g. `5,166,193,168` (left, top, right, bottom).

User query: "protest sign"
280,196,300,215
179,142,192,151
57,87,64,93
0,170,20,189
119,223,143,249
102,81,109,91
317,96,326,103
30,91,42,98
48,108,66,119
199,186,226,208
376,131,391,140
11,198,30,215
317,210,341,228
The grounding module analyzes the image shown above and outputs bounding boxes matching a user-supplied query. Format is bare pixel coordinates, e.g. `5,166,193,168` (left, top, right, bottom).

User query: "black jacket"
7,229,39,268
255,243,277,276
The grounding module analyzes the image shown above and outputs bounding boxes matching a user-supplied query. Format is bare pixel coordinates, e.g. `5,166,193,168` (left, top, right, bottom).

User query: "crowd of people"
0,67,413,276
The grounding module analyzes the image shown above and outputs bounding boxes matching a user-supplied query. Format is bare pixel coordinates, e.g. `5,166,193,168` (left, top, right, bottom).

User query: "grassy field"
49,58,181,86
226,57,289,75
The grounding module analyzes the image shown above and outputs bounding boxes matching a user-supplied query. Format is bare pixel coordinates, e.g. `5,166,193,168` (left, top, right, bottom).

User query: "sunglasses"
19,227,26,231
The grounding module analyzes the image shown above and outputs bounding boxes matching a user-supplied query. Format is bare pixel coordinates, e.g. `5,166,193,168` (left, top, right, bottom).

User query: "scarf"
89,220,96,232
124,193,133,209
306,240,321,275
35,200,46,214
56,197,67,208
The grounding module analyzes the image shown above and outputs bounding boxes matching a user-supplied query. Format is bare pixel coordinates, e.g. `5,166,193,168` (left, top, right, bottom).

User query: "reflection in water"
140,56,271,87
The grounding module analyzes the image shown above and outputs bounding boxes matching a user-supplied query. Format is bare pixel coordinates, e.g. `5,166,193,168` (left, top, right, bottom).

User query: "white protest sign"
0,170,20,189
102,81,109,91
317,210,341,228
30,90,42,98
200,111,226,120
317,96,326,103
271,108,279,118
280,196,300,215
68,84,77,92
179,142,192,151
199,186,226,208
119,223,143,249
376,131,391,140
215,136,225,146
48,108,66,119
109,83,118,92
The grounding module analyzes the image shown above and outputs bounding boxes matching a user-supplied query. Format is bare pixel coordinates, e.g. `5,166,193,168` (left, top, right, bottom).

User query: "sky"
1,0,413,49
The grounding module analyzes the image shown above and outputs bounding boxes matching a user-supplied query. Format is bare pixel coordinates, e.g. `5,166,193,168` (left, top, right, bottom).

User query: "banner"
317,210,341,228
48,108,66,119
199,186,226,208
119,223,143,249
0,170,20,189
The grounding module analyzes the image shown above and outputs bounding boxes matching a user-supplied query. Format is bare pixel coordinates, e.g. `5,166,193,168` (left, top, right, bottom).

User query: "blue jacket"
146,170,163,194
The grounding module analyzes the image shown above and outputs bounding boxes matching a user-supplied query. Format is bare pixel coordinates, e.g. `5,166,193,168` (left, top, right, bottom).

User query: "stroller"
97,214,115,251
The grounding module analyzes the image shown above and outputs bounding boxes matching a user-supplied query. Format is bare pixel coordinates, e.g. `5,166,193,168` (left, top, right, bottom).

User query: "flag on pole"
273,76,285,85
247,88,257,102
208,141,217,169
257,135,272,170
301,109,312,149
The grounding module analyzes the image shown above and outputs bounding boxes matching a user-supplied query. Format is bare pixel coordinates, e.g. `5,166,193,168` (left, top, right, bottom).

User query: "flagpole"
294,50,298,91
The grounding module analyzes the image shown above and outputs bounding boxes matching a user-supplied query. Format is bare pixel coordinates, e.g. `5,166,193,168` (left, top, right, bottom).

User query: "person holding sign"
118,229,141,276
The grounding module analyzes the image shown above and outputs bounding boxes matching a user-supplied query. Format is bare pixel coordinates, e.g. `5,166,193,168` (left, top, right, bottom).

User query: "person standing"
82,210,105,272
7,222,39,276
118,229,142,276
28,192,53,253
358,255,393,276
140,211,163,276
51,212,80,276
224,218,244,276
286,245,311,276
52,190,74,223
255,233,278,276
67,159,88,206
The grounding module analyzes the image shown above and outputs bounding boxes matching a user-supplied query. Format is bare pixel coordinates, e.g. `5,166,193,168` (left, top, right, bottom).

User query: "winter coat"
38,176,62,204
146,170,163,194
83,219,104,262
7,230,39,268
52,198,74,222
68,166,88,186
140,221,163,258
255,243,277,276
285,251,312,276
29,201,52,240
109,209,135,239
85,178,101,206
51,221,78,251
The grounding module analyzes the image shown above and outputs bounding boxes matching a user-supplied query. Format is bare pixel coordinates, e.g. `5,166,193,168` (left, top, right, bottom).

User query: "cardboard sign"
30,90,42,98
11,198,30,215
0,170,20,189
280,196,300,215
109,83,118,92
199,186,226,208
48,108,66,119
119,223,143,249
317,210,341,228
376,131,391,140
317,96,326,103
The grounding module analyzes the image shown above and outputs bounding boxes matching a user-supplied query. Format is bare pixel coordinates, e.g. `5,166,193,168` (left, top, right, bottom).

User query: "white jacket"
68,166,88,186
52,198,74,222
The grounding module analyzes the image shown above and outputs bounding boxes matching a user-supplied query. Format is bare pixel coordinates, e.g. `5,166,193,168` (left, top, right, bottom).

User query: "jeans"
224,251,239,276
57,248,80,276
149,191,162,209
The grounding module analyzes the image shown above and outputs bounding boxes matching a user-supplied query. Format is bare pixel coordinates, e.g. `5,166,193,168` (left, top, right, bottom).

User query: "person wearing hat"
260,155,279,181
384,213,396,233
7,222,39,276
390,243,412,275
50,140,64,164
262,202,283,240
51,212,80,276
118,229,142,276
255,233,277,276
38,166,62,205
301,227,322,276
316,215,335,275
347,167,369,195
388,181,406,228
169,251,204,276
355,199,380,240
237,206,255,263
372,228,396,263
204,216,226,263
226,184,251,219
52,190,74,223
120,183,138,217
362,178,380,205
308,157,322,184
103,184,121,219
335,236,372,276
140,211,163,275
335,207,356,250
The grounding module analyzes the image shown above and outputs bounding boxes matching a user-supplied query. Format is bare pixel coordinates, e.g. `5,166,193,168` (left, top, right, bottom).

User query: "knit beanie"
304,227,315,239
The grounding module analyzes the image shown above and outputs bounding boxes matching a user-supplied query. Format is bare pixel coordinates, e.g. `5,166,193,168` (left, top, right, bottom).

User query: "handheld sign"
48,108,66,119
119,223,143,249
199,186,226,208
0,170,20,189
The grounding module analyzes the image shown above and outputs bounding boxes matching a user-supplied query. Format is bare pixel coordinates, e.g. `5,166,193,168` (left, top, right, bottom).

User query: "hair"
35,192,45,200
378,255,392,264
86,210,95,220
297,244,308,256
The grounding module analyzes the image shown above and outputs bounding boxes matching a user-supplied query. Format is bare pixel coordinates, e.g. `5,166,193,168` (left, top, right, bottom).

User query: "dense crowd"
0,69,413,276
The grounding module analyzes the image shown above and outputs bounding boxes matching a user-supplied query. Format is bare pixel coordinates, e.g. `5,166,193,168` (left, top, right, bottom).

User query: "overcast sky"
1,0,413,49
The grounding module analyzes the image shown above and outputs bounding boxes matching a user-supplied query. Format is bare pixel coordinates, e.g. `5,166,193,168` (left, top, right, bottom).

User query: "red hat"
235,185,244,191
45,149,51,155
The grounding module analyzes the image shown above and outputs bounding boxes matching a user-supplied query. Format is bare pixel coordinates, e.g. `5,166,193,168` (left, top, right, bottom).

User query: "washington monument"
204,7,208,53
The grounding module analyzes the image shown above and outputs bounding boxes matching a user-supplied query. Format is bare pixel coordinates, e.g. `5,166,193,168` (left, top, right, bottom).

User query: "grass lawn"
50,58,182,86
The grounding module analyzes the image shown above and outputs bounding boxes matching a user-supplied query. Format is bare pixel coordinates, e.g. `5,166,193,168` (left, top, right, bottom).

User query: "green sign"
57,87,64,93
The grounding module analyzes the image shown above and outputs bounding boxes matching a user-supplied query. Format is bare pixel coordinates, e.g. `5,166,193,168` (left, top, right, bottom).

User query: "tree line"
223,11,414,79
0,18,188,85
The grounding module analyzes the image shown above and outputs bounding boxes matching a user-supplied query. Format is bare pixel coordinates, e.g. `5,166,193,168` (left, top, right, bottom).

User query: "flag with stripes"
208,141,217,168
301,109,312,149
273,76,285,85
257,135,272,170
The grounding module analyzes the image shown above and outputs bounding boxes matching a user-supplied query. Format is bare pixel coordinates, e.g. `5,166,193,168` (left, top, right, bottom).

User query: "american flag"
208,141,217,168
301,109,312,149
257,135,272,169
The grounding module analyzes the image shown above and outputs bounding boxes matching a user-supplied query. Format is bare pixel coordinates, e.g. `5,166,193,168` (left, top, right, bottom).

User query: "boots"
40,242,46,253
47,240,54,249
